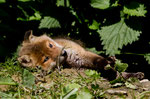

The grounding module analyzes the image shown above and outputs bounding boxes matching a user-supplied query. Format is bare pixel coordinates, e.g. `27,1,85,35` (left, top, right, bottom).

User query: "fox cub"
18,30,144,80
18,30,111,71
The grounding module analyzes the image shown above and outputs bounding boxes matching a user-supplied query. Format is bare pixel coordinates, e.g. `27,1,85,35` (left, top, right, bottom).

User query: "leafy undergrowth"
0,56,150,99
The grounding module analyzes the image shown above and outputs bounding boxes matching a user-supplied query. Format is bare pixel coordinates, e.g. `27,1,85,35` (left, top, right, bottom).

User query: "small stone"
140,79,149,83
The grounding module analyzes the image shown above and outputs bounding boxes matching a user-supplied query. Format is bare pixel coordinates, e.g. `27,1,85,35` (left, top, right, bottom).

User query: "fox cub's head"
18,30,67,70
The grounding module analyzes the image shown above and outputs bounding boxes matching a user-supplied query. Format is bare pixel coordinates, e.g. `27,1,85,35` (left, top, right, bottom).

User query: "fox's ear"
18,55,33,68
24,30,35,43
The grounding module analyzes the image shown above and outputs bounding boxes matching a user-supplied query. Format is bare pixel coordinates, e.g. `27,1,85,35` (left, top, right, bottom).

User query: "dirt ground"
1,68,150,98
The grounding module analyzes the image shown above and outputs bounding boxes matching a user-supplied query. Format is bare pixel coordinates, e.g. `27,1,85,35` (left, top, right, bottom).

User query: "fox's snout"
58,50,67,64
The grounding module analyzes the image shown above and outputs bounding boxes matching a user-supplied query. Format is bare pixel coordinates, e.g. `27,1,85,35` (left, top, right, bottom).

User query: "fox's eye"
49,43,53,48
43,56,49,63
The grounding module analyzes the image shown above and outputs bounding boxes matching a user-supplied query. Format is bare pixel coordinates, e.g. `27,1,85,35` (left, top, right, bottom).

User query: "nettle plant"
6,0,149,64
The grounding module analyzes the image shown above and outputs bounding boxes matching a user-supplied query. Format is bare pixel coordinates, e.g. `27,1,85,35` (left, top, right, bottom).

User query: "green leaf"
18,0,32,2
77,91,92,99
123,2,147,17
17,6,41,21
0,76,16,85
144,53,150,64
98,19,141,56
39,16,61,29
110,77,124,84
56,0,70,7
67,83,81,89
22,69,35,89
111,0,119,7
63,83,81,99
85,70,100,78
91,0,110,10
91,84,99,90
76,89,92,99
114,60,128,73
125,82,137,89
86,47,103,54
63,83,81,97
0,0,5,3
63,88,78,99
29,12,41,21
0,91,13,99
89,20,100,30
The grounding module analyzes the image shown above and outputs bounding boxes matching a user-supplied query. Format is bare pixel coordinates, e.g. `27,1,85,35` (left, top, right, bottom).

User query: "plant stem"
121,52,145,56
0,82,17,85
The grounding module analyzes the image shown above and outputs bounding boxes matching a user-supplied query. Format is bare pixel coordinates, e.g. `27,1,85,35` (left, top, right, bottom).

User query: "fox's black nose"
61,50,67,56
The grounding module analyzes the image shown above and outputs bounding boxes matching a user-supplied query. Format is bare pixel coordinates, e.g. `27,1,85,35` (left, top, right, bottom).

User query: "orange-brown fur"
18,30,66,70
54,38,107,69
18,30,108,71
